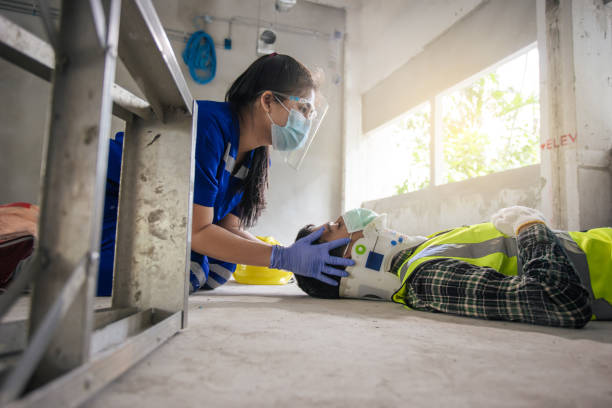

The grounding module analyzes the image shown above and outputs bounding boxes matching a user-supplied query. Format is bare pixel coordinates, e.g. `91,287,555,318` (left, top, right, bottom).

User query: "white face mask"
342,208,378,233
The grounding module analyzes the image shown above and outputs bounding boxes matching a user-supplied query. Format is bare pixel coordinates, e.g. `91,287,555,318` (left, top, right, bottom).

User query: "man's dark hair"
293,224,345,299
226,54,315,229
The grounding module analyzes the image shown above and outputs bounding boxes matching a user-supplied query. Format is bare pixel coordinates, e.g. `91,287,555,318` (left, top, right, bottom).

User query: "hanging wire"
182,30,216,85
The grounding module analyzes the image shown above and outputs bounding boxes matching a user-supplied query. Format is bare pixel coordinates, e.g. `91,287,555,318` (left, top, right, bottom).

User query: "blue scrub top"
98,101,253,296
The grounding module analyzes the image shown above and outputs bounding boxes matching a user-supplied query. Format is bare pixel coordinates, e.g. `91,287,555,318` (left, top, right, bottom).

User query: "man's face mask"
342,208,378,234
268,95,312,151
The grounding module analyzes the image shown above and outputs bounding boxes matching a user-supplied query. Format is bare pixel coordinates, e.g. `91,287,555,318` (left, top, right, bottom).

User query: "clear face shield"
272,89,329,170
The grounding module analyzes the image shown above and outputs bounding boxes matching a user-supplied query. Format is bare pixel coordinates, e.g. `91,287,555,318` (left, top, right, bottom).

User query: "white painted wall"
0,0,345,246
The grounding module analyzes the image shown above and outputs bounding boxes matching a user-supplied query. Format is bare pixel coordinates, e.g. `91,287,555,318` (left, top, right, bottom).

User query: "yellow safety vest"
392,223,612,320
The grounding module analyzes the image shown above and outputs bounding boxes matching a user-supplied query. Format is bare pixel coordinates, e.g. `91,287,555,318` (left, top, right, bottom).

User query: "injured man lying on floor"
294,206,612,329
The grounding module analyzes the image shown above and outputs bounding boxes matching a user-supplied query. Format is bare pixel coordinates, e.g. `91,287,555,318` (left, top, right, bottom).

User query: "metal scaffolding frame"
0,0,195,406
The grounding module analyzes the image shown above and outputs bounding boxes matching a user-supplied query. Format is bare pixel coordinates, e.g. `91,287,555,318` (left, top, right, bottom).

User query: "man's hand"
491,206,547,237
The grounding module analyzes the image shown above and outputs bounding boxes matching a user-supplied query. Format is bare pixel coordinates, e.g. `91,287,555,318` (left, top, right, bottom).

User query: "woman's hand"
270,227,354,286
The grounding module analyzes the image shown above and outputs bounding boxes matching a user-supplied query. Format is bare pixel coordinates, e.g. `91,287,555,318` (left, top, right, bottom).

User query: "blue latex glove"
270,227,354,286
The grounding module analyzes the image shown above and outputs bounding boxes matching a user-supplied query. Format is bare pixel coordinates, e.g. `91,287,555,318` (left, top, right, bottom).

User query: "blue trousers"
190,256,236,293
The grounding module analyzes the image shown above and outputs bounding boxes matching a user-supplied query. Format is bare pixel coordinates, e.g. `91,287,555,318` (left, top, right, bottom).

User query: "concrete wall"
0,12,49,205
151,0,346,244
343,0,543,233
537,0,612,230
0,0,345,245
363,165,542,235
348,0,611,232
361,0,537,133
342,0,485,211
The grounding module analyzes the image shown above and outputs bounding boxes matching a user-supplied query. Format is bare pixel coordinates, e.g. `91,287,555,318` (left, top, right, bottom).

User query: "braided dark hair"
226,54,315,228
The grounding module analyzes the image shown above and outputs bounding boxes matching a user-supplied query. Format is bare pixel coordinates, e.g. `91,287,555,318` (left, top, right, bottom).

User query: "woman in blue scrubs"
99,54,353,296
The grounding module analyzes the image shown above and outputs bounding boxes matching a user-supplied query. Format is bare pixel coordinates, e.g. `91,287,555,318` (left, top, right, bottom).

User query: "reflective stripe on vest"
398,235,519,282
563,229,612,320
393,224,517,306
555,232,593,297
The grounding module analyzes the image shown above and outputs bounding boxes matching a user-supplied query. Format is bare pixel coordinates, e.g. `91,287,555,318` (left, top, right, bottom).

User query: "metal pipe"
27,0,121,388
34,0,58,51
0,254,88,404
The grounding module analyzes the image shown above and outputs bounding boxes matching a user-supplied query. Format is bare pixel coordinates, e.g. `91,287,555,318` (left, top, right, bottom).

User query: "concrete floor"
83,281,612,408
5,282,612,407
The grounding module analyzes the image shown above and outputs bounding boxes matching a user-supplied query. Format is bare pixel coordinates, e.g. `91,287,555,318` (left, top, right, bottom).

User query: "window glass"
363,102,430,201
441,47,540,183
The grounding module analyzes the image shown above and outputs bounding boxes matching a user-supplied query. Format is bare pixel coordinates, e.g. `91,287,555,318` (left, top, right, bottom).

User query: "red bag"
0,235,34,289
0,202,37,289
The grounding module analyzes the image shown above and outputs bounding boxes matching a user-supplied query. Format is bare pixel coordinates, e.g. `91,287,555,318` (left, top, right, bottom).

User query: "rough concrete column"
112,108,195,326
538,0,612,230
27,0,120,387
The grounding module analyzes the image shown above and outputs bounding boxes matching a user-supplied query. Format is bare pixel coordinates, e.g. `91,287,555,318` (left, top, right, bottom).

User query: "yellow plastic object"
233,236,294,285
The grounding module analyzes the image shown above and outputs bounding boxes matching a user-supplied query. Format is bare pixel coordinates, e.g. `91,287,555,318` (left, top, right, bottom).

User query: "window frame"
362,42,540,201
429,42,539,188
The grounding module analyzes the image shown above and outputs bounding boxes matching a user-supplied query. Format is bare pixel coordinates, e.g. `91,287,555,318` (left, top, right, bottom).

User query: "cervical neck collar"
339,214,427,301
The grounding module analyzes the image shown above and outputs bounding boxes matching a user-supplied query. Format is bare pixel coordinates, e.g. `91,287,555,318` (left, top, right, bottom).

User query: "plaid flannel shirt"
391,223,592,328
